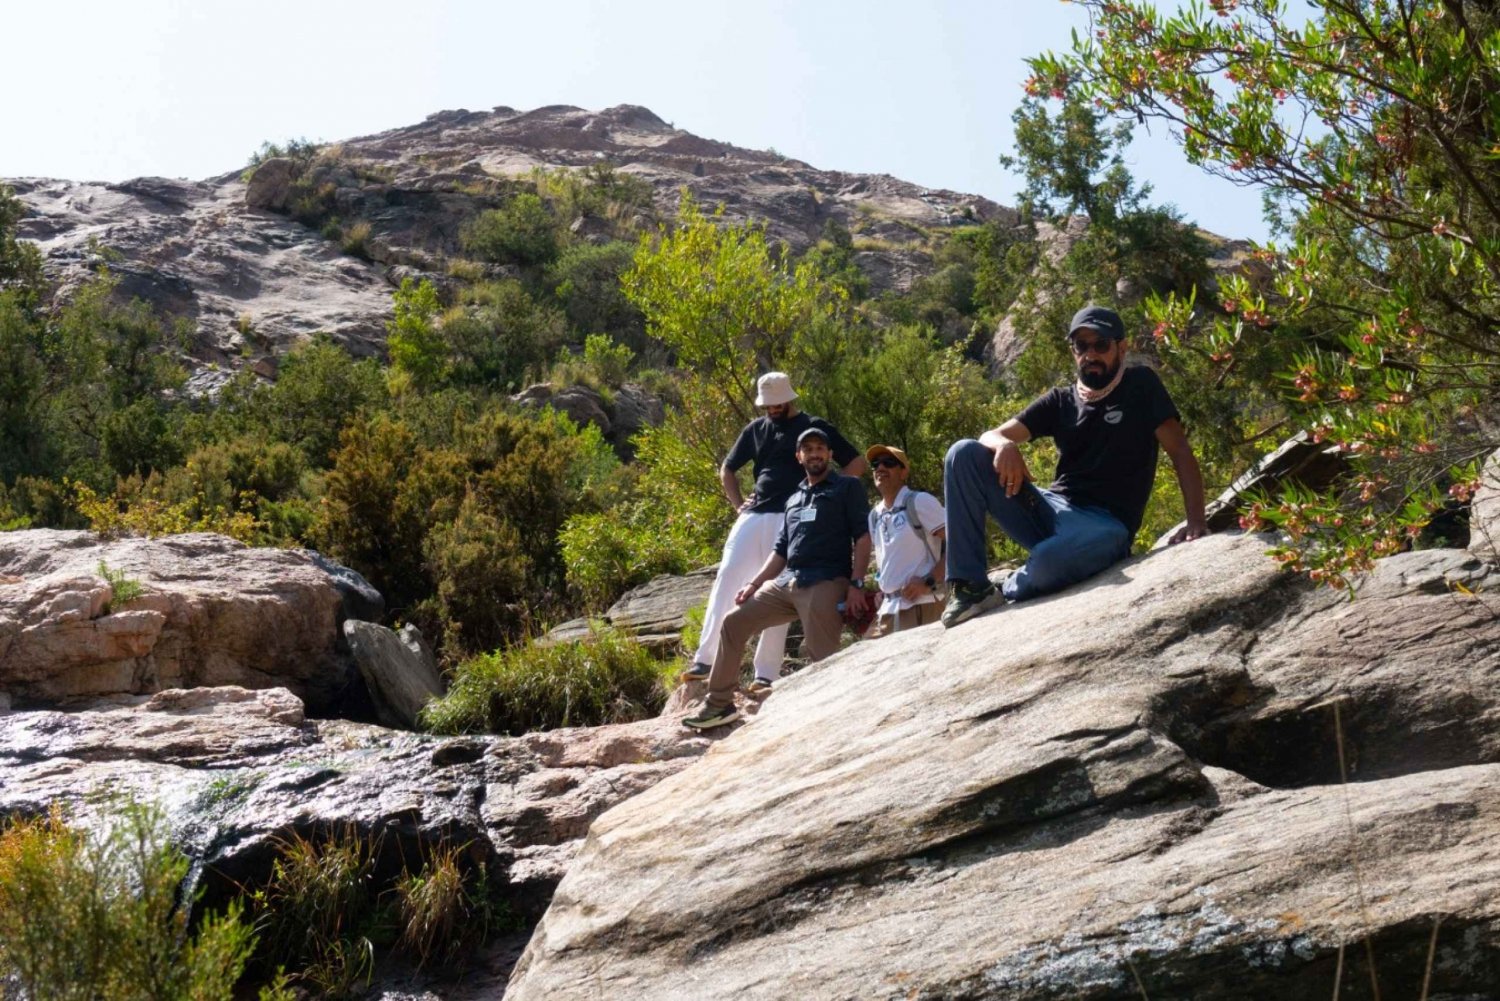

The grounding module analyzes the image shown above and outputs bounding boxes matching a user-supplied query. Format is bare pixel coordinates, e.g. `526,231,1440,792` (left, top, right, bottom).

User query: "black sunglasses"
871,456,905,469
1069,336,1115,356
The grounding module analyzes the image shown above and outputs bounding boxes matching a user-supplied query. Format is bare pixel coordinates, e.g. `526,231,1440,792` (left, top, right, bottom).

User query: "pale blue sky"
2,0,1274,241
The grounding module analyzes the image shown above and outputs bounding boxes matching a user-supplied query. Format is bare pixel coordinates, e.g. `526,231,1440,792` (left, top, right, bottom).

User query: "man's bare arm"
721,464,750,512
844,533,874,616
978,419,1033,497
842,455,869,478
1156,419,1209,544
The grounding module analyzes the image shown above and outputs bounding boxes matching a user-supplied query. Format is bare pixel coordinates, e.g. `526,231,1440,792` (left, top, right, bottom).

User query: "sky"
1,0,1274,242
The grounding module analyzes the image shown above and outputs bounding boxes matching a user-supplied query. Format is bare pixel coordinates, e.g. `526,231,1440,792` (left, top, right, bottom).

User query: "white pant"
693,510,788,681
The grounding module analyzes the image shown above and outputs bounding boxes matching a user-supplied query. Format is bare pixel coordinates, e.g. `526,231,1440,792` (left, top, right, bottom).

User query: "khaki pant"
706,577,848,707
869,599,942,638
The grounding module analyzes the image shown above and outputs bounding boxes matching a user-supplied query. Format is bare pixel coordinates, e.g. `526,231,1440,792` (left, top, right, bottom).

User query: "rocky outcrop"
547,567,715,653
0,530,351,710
0,684,722,924
505,532,1500,1000
344,621,444,730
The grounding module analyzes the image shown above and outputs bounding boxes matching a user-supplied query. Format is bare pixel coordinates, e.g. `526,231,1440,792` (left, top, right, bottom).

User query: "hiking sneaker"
683,702,740,730
941,580,1004,629
679,662,711,684
747,678,774,694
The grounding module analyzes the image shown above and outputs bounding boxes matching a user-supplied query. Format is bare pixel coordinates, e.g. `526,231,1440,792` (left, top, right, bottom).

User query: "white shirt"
869,486,946,612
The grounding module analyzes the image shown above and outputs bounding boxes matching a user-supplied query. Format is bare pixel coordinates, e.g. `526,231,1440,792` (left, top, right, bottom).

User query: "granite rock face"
0,530,350,710
0,684,723,924
505,532,1500,1000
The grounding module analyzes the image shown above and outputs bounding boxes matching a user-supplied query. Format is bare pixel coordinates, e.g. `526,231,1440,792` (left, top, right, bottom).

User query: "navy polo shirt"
774,473,870,585
723,413,860,513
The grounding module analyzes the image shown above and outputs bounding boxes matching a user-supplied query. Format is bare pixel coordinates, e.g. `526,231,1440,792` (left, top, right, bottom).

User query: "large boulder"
344,620,444,729
0,531,350,711
504,533,1500,1000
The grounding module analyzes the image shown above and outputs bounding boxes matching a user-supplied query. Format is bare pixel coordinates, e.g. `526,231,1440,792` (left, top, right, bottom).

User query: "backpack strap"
901,492,944,574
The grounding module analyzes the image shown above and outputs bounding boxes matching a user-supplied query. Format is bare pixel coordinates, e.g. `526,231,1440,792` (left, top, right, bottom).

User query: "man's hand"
844,584,869,617
898,576,933,601
735,581,761,604
992,440,1032,498
1167,519,1210,545
737,496,756,513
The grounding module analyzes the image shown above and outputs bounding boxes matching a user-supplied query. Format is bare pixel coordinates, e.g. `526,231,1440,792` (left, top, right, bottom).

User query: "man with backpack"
865,445,947,636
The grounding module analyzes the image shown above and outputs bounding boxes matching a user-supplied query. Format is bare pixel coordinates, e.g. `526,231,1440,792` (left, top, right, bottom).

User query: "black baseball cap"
1068,305,1125,341
796,427,831,447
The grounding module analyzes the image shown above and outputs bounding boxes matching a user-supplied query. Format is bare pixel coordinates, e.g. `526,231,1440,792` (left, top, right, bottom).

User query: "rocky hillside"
6,104,1014,392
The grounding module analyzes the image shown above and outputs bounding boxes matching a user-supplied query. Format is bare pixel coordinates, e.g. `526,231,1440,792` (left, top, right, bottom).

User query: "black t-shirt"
723,412,860,513
1015,365,1181,536
774,473,871,584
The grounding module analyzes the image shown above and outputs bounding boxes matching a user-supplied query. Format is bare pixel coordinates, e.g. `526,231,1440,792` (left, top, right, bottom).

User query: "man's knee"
945,438,987,470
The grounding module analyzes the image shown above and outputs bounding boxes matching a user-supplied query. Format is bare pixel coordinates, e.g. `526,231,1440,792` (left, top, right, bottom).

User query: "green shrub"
97,560,143,611
559,507,689,609
421,626,666,735
341,220,373,258
547,241,647,348
461,193,559,267
251,825,380,998
0,802,259,1001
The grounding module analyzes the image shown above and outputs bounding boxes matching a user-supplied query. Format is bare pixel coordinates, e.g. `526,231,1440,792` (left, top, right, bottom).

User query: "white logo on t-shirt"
1104,409,1124,424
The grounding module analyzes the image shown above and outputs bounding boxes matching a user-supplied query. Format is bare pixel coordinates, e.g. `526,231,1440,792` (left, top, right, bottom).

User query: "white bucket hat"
754,371,798,406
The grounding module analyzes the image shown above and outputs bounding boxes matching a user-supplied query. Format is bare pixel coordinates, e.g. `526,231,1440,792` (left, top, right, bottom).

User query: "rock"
1471,447,1500,564
0,685,722,926
550,386,610,436
0,530,347,711
504,533,1500,1000
605,383,665,454
544,567,716,653
344,621,444,730
302,548,386,623
243,157,300,211
603,567,715,652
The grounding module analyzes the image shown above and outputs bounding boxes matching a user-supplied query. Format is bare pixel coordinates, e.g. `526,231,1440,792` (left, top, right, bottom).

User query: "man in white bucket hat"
681,371,865,692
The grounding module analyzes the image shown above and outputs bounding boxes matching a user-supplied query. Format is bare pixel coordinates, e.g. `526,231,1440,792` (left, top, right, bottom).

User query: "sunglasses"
1069,336,1115,356
870,456,905,469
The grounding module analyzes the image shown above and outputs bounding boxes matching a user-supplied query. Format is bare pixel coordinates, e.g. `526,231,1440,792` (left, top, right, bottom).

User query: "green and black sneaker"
941,579,1005,629
683,701,741,730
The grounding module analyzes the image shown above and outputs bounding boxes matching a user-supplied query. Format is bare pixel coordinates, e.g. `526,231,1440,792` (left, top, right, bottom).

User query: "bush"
461,193,559,267
0,802,259,1001
559,507,689,608
547,241,647,348
420,626,667,735
97,560,143,610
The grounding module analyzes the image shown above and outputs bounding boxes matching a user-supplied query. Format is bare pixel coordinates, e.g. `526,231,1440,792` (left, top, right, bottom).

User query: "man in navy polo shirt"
941,304,1209,628
681,372,864,691
684,427,872,730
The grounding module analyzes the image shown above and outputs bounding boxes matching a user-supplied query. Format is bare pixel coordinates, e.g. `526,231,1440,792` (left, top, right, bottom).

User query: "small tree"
1034,0,1500,583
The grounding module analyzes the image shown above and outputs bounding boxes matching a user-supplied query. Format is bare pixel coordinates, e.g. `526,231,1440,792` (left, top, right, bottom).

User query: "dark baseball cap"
796,427,831,447
1068,305,1125,341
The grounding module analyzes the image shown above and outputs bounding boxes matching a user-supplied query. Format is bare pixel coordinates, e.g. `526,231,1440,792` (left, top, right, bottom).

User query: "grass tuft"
420,625,666,735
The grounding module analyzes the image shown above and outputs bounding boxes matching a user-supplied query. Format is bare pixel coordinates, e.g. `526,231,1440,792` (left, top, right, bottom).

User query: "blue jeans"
943,439,1131,602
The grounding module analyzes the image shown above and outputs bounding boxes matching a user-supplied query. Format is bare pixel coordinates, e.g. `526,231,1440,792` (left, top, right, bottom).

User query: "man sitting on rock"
941,305,1209,628
681,372,864,692
684,427,872,729
865,444,947,636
